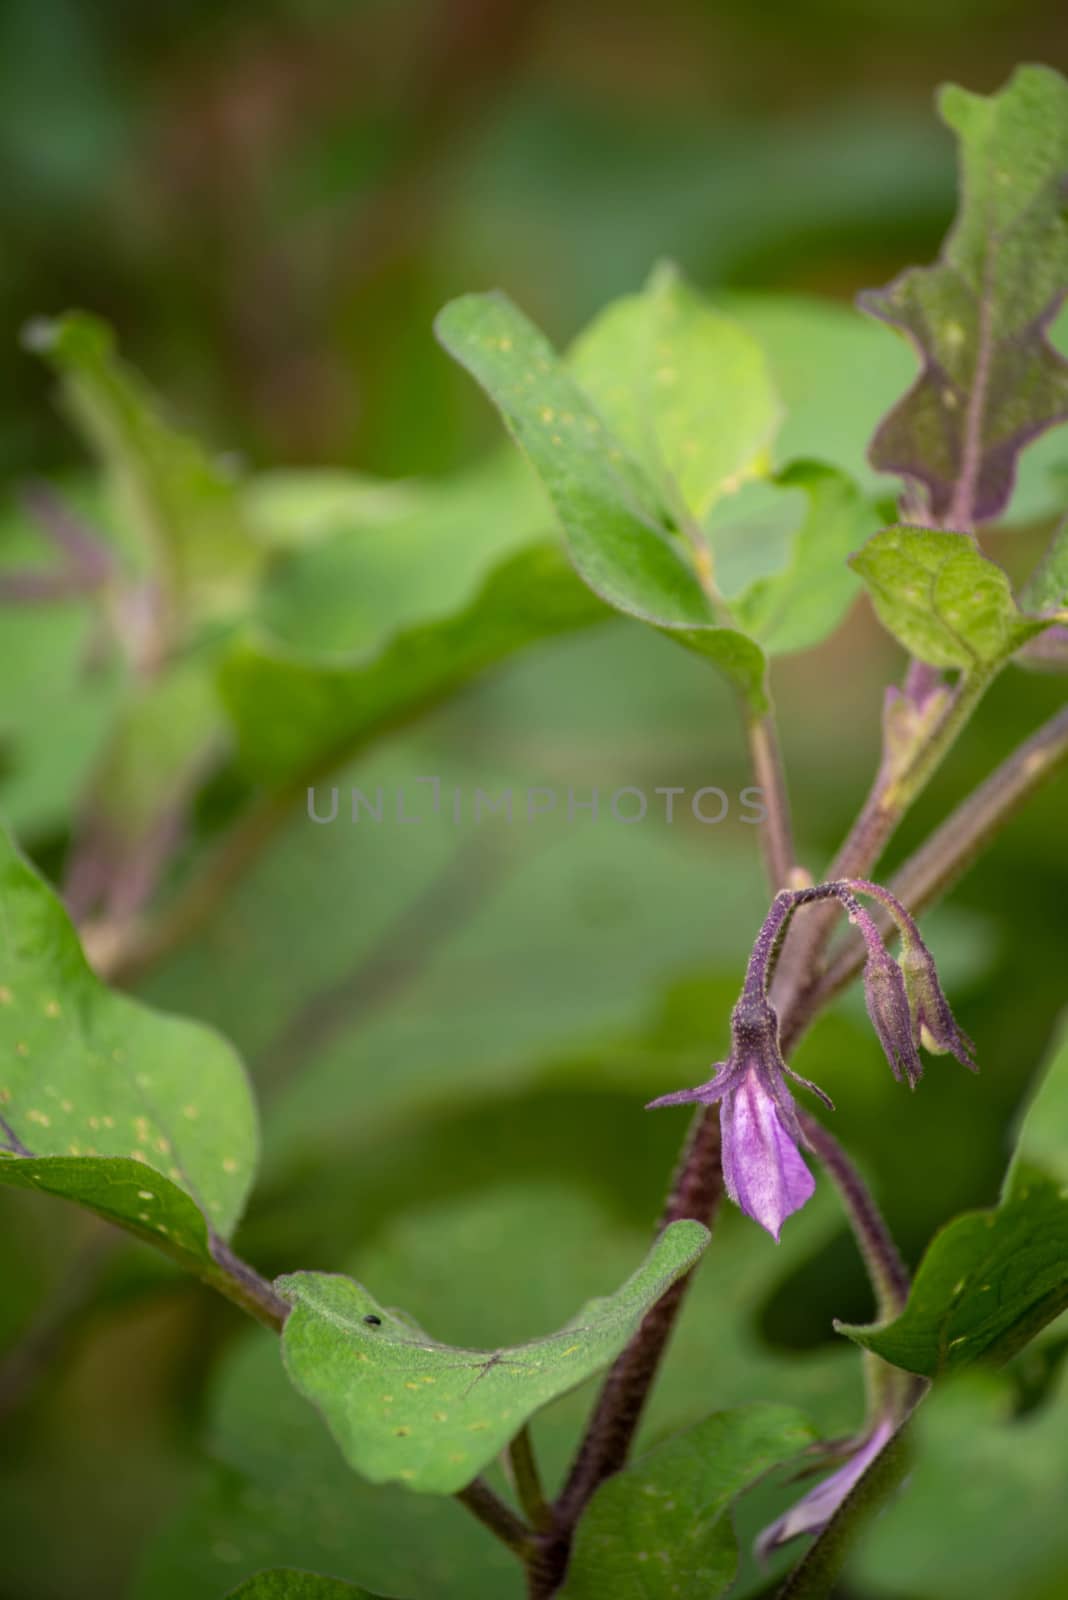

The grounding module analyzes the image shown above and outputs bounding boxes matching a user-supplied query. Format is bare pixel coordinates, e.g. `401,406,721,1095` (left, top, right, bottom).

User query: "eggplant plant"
2,62,1068,1600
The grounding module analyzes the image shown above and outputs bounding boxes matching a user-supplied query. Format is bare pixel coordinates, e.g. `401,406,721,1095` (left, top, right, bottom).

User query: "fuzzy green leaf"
275,1220,709,1494
861,66,1068,526
25,311,263,627
839,1029,1068,1377
732,461,877,655
560,1406,816,1599
435,291,770,710
1020,515,1068,616
225,1575,388,1599
569,265,781,521
0,827,257,1273
219,540,609,784
849,524,1044,668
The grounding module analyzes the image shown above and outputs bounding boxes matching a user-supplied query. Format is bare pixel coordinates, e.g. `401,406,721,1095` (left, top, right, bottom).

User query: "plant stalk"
771,665,992,1020
746,711,797,892
781,700,1068,1053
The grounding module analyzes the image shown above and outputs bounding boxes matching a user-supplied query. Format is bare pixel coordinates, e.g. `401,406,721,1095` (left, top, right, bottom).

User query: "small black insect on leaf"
363,1314,383,1327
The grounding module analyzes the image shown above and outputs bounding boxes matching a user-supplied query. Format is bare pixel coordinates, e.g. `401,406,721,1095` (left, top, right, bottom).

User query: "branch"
745,711,797,891
455,1477,532,1558
508,1426,552,1532
798,1113,908,1320
533,1109,723,1591
771,665,992,1018
782,700,1068,1052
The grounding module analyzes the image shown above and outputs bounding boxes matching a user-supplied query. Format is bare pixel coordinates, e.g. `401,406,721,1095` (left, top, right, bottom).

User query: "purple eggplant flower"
755,1416,896,1561
844,878,978,1078
830,885,925,1088
648,994,831,1241
899,937,978,1071
861,936,925,1088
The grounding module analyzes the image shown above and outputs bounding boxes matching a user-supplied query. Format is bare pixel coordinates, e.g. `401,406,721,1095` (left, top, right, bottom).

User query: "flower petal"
755,1417,896,1560
721,1069,815,1240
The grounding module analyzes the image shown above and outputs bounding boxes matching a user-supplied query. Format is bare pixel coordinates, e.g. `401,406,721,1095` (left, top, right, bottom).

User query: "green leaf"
134,1330,523,1600
570,265,781,521
861,65,1068,526
25,311,264,628
435,291,770,710
0,827,257,1275
66,653,225,920
219,540,609,785
838,1165,1068,1378
720,291,1068,524
275,1220,709,1494
0,486,123,837
731,461,877,655
1020,515,1068,617
838,1029,1068,1378
225,1574,388,1599
560,1406,816,1599
849,525,1044,669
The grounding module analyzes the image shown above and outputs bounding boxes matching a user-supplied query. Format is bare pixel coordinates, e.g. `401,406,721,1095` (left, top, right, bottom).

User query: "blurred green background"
2,3,1068,1598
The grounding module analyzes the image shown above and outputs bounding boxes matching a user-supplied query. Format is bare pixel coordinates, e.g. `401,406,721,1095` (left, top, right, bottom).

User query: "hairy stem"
771,665,992,1019
456,1477,533,1558
745,712,797,892
782,701,1068,1052
798,1113,908,1320
207,1240,291,1333
509,1426,552,1532
536,1110,724,1590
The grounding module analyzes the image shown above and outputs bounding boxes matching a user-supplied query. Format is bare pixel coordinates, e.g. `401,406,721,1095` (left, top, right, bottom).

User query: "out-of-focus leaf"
25,312,264,628
243,471,426,553
0,827,257,1275
560,1406,816,1599
225,1574,388,1599
839,1028,1068,1377
435,291,769,710
247,455,550,653
219,541,609,785
275,1220,708,1494
701,479,807,602
65,653,224,919
0,484,123,835
847,1368,1068,1600
133,1332,523,1600
721,292,1068,524
849,525,1045,669
861,66,1068,526
1010,1019,1068,1185
731,462,877,655
1020,516,1068,616
569,264,780,521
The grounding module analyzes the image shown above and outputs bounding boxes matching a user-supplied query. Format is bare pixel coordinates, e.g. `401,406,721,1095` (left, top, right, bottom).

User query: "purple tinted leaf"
861,66,1068,527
